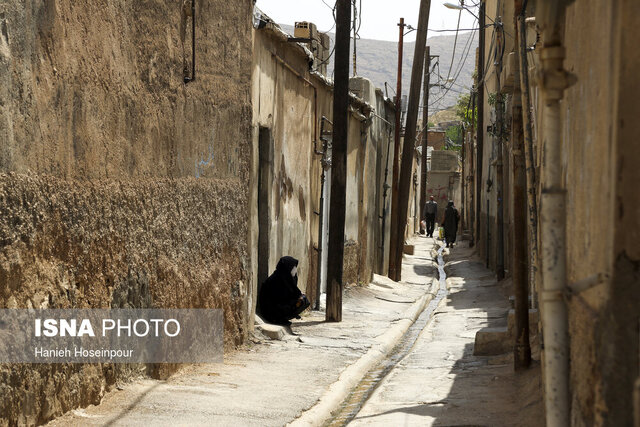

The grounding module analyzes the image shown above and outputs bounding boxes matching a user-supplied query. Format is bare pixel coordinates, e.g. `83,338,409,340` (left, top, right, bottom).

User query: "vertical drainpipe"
314,118,330,310
380,127,392,273
476,1,485,254
537,2,576,425
495,17,505,281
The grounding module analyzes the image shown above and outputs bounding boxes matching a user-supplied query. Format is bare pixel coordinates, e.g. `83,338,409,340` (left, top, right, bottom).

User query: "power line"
429,30,476,109
443,9,463,83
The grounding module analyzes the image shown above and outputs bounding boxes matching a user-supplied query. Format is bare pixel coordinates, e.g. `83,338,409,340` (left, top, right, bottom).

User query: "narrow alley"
348,243,542,426
46,237,442,426
1,0,638,426
45,238,541,426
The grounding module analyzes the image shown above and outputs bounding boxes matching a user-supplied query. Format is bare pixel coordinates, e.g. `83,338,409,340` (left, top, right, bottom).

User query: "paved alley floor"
348,242,543,426
47,236,439,427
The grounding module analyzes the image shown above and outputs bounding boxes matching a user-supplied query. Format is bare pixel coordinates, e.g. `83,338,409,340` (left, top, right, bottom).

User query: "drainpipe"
314,117,332,310
494,17,505,281
475,1,485,252
380,127,393,273
537,2,576,425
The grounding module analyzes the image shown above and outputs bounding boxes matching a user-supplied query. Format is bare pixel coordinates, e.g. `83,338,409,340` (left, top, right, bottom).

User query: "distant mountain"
279,24,476,112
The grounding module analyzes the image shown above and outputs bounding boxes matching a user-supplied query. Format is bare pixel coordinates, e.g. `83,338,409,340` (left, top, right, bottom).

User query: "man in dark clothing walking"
423,196,438,237
442,200,460,248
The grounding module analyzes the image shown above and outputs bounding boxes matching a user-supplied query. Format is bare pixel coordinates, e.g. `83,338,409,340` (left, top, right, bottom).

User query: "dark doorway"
257,127,273,308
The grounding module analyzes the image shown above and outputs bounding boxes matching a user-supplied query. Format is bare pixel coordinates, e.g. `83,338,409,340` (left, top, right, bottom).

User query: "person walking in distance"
442,200,460,248
423,196,438,237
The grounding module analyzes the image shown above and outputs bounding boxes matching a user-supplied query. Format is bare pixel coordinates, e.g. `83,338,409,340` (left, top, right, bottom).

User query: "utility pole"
326,0,351,322
475,1,485,251
388,17,405,281
517,7,539,308
419,46,431,233
352,0,357,76
495,17,505,281
511,36,531,368
469,87,476,247
392,0,431,281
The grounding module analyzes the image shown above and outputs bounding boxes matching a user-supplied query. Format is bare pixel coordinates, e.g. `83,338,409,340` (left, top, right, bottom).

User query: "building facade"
464,1,640,425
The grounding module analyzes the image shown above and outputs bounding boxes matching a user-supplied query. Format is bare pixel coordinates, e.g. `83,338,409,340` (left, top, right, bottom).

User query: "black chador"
442,200,460,248
258,256,310,326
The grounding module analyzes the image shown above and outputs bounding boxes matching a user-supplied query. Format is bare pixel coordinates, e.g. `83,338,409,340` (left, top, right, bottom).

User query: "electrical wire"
429,28,478,32
312,0,337,73
429,30,476,109
444,8,463,84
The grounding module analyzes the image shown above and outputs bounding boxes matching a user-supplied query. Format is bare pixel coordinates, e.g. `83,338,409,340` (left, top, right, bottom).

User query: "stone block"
403,245,415,255
474,327,510,356
257,324,286,340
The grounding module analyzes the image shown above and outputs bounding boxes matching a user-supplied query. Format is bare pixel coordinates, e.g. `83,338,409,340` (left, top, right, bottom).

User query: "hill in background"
280,24,476,112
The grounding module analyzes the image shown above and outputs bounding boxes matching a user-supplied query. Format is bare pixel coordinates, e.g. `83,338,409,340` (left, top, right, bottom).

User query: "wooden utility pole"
326,0,351,322
469,88,476,247
475,1,485,250
388,17,405,281
517,9,539,308
495,17,505,281
419,46,431,233
392,0,431,281
511,68,531,370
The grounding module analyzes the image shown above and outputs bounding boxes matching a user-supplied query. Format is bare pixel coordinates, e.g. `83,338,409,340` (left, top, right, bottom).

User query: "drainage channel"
325,244,448,426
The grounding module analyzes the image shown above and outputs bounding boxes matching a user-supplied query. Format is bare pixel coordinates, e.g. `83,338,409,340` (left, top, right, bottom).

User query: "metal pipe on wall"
380,127,393,273
475,1,485,251
537,1,575,424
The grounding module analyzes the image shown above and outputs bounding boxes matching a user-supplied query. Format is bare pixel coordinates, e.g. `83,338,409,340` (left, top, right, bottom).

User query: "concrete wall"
0,0,254,424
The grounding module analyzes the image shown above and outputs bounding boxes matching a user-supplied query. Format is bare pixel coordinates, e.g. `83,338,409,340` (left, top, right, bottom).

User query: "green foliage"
454,94,477,128
445,125,463,151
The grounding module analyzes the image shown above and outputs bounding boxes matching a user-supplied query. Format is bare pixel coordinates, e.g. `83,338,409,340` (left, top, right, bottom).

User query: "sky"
255,0,479,42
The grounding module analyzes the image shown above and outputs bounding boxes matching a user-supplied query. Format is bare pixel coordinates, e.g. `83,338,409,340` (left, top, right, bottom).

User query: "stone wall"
0,0,253,423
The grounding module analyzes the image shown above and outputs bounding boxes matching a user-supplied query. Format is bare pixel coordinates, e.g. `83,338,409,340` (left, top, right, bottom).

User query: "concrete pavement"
47,236,439,426
348,242,543,426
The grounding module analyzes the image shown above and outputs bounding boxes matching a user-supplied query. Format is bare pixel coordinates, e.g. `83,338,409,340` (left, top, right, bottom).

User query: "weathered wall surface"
251,27,395,297
343,105,365,285
345,79,394,286
372,93,395,276
427,150,461,222
0,0,253,424
251,27,317,298
560,1,640,425
427,130,446,150
472,0,640,425
476,0,517,270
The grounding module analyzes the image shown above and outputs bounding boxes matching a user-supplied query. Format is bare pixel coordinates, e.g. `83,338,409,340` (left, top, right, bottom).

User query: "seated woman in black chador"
258,256,310,326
